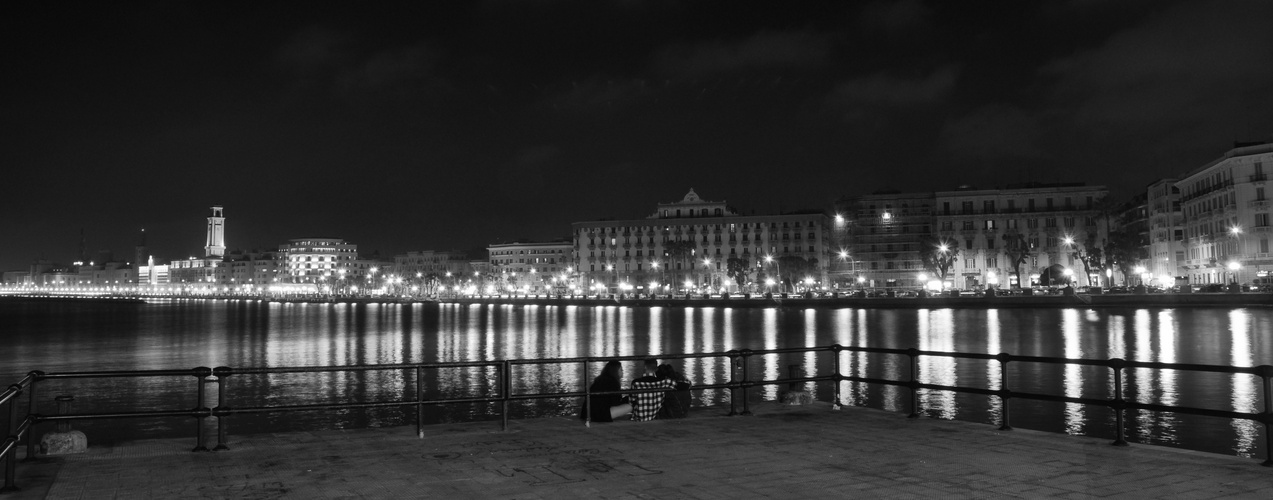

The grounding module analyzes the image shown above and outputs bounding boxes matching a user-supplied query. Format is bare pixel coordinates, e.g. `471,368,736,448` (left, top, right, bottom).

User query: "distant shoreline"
2,292,1269,309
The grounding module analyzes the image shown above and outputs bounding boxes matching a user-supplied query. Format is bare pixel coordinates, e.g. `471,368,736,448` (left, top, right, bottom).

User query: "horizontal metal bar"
232,361,500,375
36,409,208,421
224,397,500,414
39,369,197,380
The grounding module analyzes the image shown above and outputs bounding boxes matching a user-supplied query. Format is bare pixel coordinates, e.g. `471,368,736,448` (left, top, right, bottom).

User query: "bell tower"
205,205,226,257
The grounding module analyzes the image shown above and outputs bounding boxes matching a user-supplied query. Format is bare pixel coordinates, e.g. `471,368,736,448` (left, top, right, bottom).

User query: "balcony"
1251,174,1267,182
1248,200,1270,210
1254,225,1273,233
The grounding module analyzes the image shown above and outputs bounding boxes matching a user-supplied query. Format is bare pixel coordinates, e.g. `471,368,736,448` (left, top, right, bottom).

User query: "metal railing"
3,345,1272,492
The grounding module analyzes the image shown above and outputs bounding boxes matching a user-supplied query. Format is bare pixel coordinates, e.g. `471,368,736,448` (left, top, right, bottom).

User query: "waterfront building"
1146,178,1185,286
571,189,832,295
169,256,220,288
74,261,136,287
217,250,281,290
838,191,933,289
933,183,1110,289
393,250,471,279
486,241,573,294
1114,192,1150,285
135,257,170,287
278,238,359,284
1176,142,1273,285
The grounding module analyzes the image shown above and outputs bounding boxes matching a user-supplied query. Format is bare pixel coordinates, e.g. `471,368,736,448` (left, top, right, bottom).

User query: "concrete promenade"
7,402,1272,499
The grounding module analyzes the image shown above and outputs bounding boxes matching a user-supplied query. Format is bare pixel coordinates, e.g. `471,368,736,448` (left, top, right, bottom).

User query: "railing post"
192,367,211,452
415,366,425,438
1260,365,1273,467
907,348,920,419
1109,358,1128,447
211,366,231,451
582,360,591,428
727,351,739,416
23,372,41,463
831,345,843,410
501,361,511,432
740,349,753,416
997,353,1012,431
2,384,21,493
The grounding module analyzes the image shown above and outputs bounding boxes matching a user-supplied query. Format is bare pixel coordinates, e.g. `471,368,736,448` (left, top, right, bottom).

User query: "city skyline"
5,0,1272,272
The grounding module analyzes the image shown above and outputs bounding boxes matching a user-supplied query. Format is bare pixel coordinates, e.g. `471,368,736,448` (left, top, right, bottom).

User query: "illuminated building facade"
933,183,1110,289
279,238,359,283
1147,178,1185,284
571,189,832,294
1176,142,1273,285
839,191,934,289
486,241,573,293
216,250,281,289
393,250,472,279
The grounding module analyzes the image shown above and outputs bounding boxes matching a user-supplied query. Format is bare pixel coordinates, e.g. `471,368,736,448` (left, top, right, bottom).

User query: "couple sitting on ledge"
581,358,693,422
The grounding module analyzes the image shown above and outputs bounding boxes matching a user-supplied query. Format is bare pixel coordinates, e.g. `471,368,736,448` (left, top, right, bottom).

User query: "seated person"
580,360,631,422
656,363,693,419
630,358,674,421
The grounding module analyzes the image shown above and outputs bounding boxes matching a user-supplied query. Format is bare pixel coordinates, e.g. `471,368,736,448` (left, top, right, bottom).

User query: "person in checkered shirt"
630,358,674,421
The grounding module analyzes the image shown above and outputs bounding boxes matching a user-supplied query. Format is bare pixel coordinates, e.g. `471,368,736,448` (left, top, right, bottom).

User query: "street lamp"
764,255,782,293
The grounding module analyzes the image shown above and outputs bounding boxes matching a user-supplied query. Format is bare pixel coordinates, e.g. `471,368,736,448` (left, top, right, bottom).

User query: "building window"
962,221,974,230
965,239,973,250
984,220,996,230
1045,218,1056,228
941,221,953,230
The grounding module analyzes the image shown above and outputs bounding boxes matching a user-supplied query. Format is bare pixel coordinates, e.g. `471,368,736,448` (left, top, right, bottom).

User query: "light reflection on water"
1,300,1270,458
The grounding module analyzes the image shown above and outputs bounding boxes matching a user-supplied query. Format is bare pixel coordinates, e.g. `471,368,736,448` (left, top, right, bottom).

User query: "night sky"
4,0,1271,271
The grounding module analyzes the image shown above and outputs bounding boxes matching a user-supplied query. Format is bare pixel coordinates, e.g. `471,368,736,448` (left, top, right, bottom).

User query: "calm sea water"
1,299,1270,459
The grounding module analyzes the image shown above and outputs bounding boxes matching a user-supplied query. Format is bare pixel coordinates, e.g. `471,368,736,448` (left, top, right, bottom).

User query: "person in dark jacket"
581,360,632,422
656,363,692,419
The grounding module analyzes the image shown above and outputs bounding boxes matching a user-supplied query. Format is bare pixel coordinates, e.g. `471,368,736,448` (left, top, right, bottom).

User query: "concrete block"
780,391,814,405
41,430,87,455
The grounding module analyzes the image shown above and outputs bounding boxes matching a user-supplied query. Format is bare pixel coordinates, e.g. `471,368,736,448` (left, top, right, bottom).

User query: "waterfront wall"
445,293,1273,309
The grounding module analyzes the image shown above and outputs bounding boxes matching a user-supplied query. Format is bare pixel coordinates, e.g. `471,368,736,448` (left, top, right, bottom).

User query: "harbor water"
1,299,1270,459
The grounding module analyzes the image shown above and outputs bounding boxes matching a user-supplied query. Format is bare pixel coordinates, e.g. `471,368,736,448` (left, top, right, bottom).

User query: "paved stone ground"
6,402,1272,499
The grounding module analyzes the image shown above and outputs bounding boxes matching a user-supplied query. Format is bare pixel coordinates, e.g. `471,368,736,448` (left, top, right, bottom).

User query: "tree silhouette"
1002,232,1032,288
663,239,696,290
919,236,959,283
726,257,751,291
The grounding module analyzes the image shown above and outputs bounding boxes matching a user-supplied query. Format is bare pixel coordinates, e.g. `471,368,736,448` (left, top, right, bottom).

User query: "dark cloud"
276,25,351,73
496,146,560,202
541,77,657,113
652,31,832,77
937,104,1046,161
1043,0,1273,129
859,0,934,33
825,65,958,109
277,27,445,101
